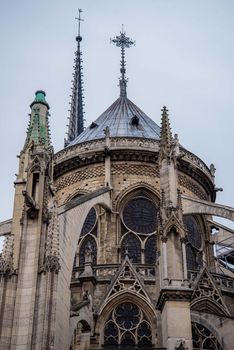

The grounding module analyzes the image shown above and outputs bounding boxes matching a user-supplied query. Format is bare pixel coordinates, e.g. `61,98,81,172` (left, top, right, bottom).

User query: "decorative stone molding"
156,289,192,311
179,173,208,200
55,166,105,191
0,234,14,278
43,205,60,273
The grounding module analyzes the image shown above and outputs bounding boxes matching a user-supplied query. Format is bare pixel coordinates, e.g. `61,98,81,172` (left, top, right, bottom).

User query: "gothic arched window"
184,216,202,249
104,302,152,348
80,207,97,237
145,236,156,265
122,197,158,235
192,322,223,350
79,235,97,266
184,215,203,271
121,233,141,263
120,194,158,264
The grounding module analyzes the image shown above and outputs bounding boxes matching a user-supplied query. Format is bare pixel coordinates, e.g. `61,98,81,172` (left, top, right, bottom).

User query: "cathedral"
0,10,234,350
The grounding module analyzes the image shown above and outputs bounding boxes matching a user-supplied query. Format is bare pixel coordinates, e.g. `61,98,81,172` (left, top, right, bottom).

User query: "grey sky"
0,0,234,228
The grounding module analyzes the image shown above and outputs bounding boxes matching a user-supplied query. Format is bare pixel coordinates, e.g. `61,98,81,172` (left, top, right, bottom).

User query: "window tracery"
121,233,141,263
80,207,97,237
79,235,97,266
192,322,223,350
122,197,158,235
77,207,98,267
104,302,152,348
120,194,158,265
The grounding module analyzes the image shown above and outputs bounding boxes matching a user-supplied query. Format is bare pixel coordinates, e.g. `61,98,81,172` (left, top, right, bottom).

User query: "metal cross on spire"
111,26,135,98
75,8,84,41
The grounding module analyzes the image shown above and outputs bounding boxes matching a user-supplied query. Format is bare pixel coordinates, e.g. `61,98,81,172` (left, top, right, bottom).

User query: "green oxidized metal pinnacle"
30,90,50,109
24,91,51,148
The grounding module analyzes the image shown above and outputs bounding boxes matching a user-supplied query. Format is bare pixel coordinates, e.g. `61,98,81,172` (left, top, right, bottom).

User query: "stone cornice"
156,288,193,311
53,138,215,200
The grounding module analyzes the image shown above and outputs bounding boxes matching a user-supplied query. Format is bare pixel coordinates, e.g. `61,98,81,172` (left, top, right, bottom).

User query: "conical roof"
69,96,160,145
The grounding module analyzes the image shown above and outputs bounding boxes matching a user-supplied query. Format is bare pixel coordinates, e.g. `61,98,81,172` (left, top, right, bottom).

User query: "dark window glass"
104,302,152,349
80,208,97,237
121,233,141,263
123,197,157,234
145,236,156,265
115,303,140,330
79,235,97,266
184,216,202,249
186,244,197,271
192,322,223,350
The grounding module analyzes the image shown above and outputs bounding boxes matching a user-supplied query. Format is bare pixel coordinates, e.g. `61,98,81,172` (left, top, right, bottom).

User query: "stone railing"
188,270,234,292
71,263,156,282
181,148,214,183
54,137,160,165
54,137,213,183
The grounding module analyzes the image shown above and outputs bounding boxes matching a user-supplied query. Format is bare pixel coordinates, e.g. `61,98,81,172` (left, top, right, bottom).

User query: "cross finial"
75,9,84,42
111,27,135,98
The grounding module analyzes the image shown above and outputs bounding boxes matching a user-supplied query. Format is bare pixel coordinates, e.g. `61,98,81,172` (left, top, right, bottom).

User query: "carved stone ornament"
175,338,189,350
102,257,151,306
0,235,14,278
44,255,60,274
43,204,60,273
22,190,39,219
191,267,230,316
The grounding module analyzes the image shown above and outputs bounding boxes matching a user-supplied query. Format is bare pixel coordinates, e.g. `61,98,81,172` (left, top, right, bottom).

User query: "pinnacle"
160,105,172,148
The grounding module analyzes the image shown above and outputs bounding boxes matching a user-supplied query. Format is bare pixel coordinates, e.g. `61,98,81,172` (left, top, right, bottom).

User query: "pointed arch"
191,297,229,317
95,292,157,348
114,182,160,212
78,234,97,266
120,233,141,263
145,235,157,265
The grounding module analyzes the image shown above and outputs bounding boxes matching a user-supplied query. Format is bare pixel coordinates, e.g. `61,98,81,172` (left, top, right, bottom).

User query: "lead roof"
69,96,161,145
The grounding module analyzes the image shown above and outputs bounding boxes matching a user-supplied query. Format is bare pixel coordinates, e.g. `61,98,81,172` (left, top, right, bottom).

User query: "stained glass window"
192,322,223,350
122,197,158,234
145,236,156,265
184,216,202,249
121,233,141,263
80,207,97,237
186,244,197,271
79,235,97,266
104,302,152,348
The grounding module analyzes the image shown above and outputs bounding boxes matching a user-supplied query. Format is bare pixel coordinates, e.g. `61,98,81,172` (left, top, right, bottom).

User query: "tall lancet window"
184,215,203,271
120,191,158,265
78,207,98,267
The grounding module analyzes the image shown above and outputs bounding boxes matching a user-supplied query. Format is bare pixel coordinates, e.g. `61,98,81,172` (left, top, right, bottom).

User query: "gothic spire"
111,26,135,98
24,90,51,149
65,9,85,146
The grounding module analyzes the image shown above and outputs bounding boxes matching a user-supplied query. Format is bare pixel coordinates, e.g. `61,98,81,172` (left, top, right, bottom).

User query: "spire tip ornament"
111,27,135,98
65,9,85,146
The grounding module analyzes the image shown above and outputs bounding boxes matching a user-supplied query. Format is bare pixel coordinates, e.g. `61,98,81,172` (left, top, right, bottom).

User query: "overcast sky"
0,0,234,230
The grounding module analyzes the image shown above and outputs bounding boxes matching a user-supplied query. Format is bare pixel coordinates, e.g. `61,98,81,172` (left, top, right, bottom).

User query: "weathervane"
111,26,135,97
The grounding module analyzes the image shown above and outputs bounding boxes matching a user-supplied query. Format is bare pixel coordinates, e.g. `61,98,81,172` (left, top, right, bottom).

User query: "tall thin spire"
111,26,135,98
65,9,85,146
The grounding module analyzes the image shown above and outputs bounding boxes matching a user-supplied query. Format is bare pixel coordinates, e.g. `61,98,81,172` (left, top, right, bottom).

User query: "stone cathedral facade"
0,22,234,350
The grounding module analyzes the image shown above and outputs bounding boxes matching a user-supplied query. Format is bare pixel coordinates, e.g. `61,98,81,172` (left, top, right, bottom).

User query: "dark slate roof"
69,96,161,145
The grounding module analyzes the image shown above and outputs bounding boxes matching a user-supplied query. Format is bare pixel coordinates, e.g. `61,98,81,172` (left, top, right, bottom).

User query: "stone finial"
210,163,216,177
